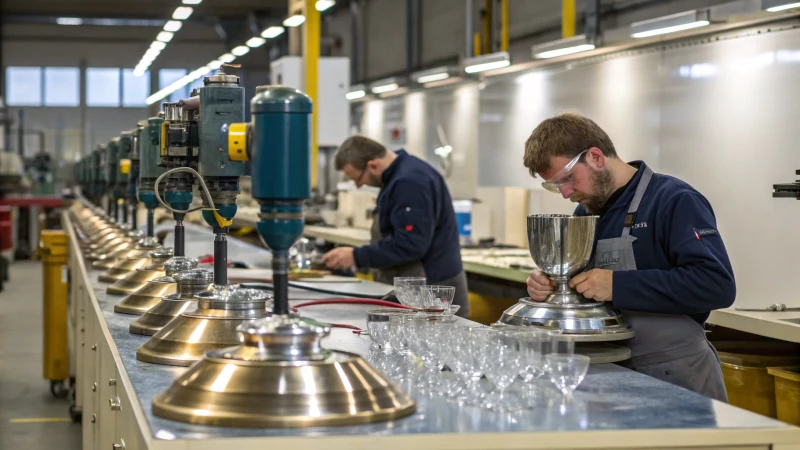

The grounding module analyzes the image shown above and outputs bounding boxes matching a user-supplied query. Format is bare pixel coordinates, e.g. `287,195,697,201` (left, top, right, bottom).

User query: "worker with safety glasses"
523,112,735,402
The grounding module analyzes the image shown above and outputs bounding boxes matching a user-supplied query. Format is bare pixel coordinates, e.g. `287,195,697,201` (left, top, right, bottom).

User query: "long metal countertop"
83,263,800,448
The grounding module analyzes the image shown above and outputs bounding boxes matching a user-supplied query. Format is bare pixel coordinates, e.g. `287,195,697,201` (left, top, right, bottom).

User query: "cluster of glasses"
366,312,591,411
394,277,460,316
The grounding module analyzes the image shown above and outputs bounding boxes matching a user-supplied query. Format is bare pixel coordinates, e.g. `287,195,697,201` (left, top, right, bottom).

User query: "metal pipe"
131,205,137,229
562,0,576,38
272,250,290,315
147,209,154,237
350,0,360,82
17,109,24,157
585,0,601,41
501,0,509,51
174,220,185,257
483,0,491,54
474,33,481,56
406,0,413,73
304,0,320,190
214,233,227,286
122,201,128,224
466,0,473,57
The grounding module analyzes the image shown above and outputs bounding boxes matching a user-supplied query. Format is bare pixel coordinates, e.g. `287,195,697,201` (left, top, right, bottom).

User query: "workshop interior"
2,0,800,449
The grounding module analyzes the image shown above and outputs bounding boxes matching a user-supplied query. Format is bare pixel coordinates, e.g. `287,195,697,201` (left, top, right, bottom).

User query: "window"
122,69,149,107
6,67,43,106
44,67,80,107
86,68,120,107
159,69,188,103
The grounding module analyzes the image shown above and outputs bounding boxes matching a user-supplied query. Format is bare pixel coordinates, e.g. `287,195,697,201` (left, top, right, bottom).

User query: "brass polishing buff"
107,248,175,295
89,229,143,264
85,229,124,253
136,285,272,366
87,223,130,248
127,267,211,333
151,315,416,427
97,237,161,282
116,257,199,316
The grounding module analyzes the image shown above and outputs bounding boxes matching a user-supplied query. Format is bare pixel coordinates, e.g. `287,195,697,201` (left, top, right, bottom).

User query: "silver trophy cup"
528,214,597,305
495,214,634,342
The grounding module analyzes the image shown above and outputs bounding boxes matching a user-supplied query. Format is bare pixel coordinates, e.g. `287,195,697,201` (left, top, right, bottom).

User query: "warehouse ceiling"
1,0,288,19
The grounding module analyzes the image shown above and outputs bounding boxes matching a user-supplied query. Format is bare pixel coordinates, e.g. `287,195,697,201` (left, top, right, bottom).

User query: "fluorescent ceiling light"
246,37,266,48
133,68,146,77
56,17,83,25
163,20,183,32
219,53,236,63
412,66,455,84
144,48,161,58
371,80,399,94
346,90,366,100
232,46,250,56
464,51,511,74
156,31,174,42
150,41,167,50
630,10,711,38
182,0,202,4
316,0,336,11
283,14,306,27
261,26,285,38
765,1,800,11
172,6,194,20
417,72,449,83
532,34,596,59
208,60,224,69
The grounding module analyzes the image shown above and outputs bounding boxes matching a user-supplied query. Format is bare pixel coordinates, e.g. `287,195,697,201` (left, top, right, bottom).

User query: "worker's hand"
527,269,556,302
569,269,613,302
322,247,356,270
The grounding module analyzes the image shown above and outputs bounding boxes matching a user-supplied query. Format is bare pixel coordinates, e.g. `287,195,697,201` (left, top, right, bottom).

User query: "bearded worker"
523,113,735,401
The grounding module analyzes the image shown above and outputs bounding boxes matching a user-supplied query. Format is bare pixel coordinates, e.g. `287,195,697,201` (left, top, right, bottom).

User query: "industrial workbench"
64,212,800,450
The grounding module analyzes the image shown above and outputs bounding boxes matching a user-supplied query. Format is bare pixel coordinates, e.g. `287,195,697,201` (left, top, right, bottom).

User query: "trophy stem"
546,276,591,306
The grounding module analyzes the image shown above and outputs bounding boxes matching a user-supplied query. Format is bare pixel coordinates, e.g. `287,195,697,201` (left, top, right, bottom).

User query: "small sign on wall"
384,122,406,147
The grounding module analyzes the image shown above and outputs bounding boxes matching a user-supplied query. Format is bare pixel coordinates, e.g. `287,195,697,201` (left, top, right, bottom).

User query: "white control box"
270,56,350,148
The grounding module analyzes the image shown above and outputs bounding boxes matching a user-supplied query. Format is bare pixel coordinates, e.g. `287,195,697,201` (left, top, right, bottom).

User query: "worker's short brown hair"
334,136,387,171
523,113,618,178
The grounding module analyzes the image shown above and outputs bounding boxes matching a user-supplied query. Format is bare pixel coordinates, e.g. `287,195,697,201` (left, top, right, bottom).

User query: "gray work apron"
369,208,471,318
593,167,728,402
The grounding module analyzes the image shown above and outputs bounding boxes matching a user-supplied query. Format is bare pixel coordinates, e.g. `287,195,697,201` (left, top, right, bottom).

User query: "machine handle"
91,382,97,392
91,343,97,351
109,397,121,411
112,440,126,450
108,378,116,387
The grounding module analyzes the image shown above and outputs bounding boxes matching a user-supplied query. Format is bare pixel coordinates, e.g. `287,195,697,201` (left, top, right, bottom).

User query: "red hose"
293,298,414,310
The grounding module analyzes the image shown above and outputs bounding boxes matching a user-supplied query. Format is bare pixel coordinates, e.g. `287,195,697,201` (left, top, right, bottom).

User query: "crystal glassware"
420,285,456,310
545,354,590,397
394,277,427,308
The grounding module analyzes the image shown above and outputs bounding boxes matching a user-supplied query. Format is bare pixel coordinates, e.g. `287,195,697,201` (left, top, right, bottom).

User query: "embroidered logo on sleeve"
405,225,414,232
693,228,717,240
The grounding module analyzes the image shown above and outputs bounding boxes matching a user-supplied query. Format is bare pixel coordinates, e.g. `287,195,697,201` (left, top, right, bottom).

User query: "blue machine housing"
138,117,166,210
250,87,313,201
249,86,313,253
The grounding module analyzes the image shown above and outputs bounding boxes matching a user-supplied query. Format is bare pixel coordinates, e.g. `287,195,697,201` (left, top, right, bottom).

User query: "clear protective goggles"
541,149,589,194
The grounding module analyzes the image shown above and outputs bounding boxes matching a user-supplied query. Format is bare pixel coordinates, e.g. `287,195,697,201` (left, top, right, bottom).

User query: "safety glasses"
541,149,589,194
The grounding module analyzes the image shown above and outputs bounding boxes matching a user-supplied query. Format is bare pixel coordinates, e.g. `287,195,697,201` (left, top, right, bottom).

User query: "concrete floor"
0,260,82,450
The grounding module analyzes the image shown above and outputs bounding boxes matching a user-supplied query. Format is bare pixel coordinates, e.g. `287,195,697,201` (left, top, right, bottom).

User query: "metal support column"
304,0,320,190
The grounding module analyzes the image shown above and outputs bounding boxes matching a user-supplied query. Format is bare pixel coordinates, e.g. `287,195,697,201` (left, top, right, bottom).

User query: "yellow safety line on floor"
9,417,71,423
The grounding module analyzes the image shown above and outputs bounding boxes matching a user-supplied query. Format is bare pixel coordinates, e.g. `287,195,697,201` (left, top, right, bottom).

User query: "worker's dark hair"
523,112,618,178
334,136,387,171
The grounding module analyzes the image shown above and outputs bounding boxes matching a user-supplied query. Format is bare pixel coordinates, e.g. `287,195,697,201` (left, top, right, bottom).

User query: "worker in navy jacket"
322,136,469,318
524,113,734,401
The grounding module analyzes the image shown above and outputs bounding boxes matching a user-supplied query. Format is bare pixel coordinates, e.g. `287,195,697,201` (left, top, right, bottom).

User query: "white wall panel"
478,26,800,308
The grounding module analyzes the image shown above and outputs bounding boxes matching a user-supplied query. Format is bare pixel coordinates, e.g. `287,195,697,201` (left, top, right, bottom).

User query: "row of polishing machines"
69,68,417,428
